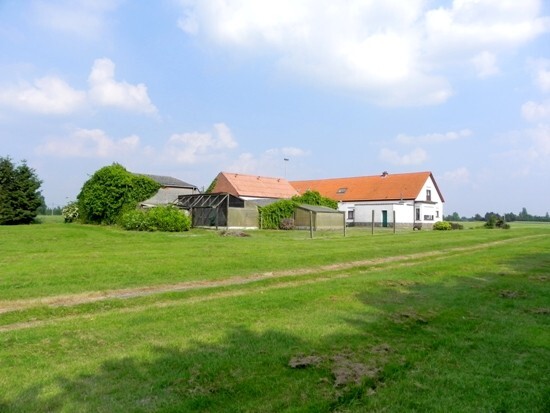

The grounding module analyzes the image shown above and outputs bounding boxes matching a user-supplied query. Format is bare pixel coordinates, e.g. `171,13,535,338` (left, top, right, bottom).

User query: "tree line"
445,208,550,223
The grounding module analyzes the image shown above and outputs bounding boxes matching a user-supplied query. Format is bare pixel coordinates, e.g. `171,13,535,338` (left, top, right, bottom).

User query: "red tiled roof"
212,172,299,199
291,171,444,202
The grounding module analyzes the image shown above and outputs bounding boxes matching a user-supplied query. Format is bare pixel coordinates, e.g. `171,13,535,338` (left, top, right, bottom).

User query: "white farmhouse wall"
337,175,443,227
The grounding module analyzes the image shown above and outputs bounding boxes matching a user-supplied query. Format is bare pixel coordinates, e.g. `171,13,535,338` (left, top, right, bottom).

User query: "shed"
136,173,200,207
176,193,259,229
294,204,345,231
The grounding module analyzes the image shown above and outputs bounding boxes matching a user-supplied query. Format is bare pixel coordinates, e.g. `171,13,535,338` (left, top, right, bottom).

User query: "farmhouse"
137,173,200,207
291,171,444,229
178,172,344,231
178,172,298,229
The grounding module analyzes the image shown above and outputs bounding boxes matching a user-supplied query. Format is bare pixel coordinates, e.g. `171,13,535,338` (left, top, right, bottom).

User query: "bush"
450,222,464,230
259,199,297,229
260,190,338,229
433,221,452,231
77,164,160,225
120,205,191,232
62,201,79,223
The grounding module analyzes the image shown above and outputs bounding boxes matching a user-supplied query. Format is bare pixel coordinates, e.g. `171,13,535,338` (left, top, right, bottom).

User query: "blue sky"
1,0,549,217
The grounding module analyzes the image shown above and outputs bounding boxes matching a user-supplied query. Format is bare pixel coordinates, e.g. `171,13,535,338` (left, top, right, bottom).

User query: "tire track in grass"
0,235,542,331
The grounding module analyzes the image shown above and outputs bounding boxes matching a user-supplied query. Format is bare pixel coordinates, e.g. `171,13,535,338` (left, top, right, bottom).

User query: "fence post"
393,210,396,234
343,212,346,237
310,211,314,239
371,210,375,235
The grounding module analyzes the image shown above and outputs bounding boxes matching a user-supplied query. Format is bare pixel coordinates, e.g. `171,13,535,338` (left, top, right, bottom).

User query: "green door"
382,210,388,227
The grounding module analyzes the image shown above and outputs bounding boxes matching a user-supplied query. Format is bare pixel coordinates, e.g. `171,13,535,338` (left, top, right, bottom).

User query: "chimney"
381,171,389,177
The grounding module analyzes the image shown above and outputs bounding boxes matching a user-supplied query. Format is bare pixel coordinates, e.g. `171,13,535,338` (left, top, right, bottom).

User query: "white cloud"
396,129,472,144
521,100,550,121
177,0,549,106
529,58,550,93
0,58,157,116
379,147,428,166
0,76,86,114
442,167,471,185
36,128,140,158
471,51,499,78
88,58,157,114
166,122,238,164
31,0,121,38
226,146,309,176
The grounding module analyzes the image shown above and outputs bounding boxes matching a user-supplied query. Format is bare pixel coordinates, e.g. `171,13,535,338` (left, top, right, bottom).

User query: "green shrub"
259,199,296,229
120,205,190,232
77,164,160,225
260,190,338,229
450,222,464,230
433,221,452,231
292,190,337,210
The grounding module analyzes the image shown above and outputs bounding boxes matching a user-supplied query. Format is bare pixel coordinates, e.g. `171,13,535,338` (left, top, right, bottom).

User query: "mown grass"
0,221,549,412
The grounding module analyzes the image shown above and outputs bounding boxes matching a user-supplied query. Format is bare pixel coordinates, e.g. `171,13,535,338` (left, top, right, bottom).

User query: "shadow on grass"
2,253,549,413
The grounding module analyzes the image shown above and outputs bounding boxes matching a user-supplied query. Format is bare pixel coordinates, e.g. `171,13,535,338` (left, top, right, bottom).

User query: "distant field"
0,221,549,412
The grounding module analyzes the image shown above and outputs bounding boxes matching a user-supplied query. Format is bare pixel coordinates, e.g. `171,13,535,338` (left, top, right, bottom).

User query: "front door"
382,210,388,227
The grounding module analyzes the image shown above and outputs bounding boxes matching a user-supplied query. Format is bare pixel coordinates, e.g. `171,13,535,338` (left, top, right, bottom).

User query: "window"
337,187,347,194
416,208,420,221
426,189,432,201
347,210,355,220
436,210,440,218
424,215,434,221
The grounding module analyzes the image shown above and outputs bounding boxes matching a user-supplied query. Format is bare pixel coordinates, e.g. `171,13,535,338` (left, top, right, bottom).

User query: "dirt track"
1,236,537,323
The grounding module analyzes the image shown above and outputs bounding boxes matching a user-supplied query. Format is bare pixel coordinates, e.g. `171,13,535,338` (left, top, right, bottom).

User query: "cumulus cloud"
0,76,86,114
88,58,157,114
176,0,549,106
528,58,550,93
31,0,121,38
0,58,157,115
379,147,428,166
471,51,499,78
522,100,550,121
36,128,140,158
396,129,472,144
442,167,471,185
226,146,309,176
166,123,238,164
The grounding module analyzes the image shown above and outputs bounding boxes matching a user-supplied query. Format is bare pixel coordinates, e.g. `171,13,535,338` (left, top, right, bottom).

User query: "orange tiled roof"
212,172,299,199
291,171,444,202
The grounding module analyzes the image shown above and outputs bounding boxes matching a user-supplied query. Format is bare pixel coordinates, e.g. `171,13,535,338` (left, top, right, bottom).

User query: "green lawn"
0,221,549,412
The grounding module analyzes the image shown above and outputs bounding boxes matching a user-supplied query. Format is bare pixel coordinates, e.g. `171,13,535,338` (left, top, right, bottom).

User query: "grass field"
1,219,549,412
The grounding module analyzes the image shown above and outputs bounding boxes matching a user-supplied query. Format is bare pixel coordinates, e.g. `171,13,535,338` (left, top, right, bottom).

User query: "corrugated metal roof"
291,171,444,202
136,173,198,189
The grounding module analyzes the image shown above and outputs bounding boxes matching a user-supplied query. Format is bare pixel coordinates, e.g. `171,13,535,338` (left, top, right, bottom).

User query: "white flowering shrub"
62,202,79,223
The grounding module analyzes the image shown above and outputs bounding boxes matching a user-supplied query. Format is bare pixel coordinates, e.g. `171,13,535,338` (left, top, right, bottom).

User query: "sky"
1,0,549,217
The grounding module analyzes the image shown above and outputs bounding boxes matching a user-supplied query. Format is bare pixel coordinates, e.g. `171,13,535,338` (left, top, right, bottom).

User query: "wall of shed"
227,203,259,229
294,209,344,230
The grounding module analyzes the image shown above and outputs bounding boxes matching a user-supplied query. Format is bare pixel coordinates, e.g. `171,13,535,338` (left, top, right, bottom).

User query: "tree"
0,157,43,225
77,163,160,225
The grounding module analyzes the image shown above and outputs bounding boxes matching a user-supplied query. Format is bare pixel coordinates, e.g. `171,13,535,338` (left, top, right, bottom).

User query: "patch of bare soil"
499,290,526,299
288,355,323,369
218,230,250,237
390,309,429,324
331,353,379,388
529,308,550,315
